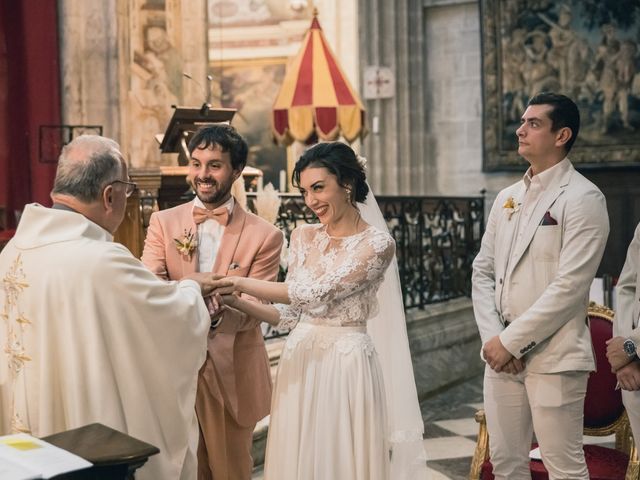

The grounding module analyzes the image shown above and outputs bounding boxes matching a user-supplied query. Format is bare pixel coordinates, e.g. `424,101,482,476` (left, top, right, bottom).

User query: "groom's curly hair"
292,142,369,203
188,124,248,171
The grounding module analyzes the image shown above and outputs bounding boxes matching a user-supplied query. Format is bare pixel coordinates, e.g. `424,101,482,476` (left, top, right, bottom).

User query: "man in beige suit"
473,92,609,479
142,124,283,480
608,223,640,442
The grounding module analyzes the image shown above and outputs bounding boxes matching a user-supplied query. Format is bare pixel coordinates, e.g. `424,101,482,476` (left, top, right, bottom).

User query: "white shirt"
193,196,234,273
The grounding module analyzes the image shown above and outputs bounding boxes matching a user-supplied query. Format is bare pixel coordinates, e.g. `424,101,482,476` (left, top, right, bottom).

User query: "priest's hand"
183,273,230,296
210,275,239,296
483,335,513,373
616,361,640,391
606,336,633,372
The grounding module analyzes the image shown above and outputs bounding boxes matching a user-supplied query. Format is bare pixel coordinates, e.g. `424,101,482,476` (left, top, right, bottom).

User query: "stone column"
58,0,120,140
358,0,427,195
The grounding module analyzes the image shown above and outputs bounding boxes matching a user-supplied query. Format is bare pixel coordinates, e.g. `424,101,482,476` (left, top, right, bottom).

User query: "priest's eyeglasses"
109,179,137,197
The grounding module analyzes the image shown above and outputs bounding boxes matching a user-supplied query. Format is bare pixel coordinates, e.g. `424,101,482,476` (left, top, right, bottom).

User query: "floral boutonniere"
503,196,521,220
174,228,197,258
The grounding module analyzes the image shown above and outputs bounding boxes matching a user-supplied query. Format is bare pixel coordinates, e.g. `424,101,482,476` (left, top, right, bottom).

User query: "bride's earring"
345,187,352,203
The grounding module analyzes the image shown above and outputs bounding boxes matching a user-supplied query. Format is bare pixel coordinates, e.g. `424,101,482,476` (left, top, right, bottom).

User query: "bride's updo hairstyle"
292,141,369,203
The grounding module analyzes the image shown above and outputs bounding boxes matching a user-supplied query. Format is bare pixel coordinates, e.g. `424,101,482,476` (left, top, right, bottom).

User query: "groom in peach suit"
142,124,283,480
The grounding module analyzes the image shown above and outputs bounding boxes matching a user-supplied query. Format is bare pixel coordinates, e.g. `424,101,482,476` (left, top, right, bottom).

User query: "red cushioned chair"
469,302,640,480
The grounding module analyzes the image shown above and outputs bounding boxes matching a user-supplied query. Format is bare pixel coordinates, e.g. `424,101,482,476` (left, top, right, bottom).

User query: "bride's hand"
210,275,239,296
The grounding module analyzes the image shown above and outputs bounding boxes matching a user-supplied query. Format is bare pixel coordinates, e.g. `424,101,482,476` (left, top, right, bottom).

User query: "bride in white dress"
212,142,427,479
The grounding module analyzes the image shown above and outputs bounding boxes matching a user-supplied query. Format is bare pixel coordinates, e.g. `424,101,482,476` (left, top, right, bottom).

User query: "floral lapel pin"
174,228,197,258
503,196,521,220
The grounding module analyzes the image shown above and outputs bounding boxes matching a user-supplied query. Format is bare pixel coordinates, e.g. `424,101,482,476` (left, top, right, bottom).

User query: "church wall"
423,0,521,204
359,0,428,196
58,0,360,176
206,0,360,190
357,0,525,201
59,0,208,169
59,1,121,141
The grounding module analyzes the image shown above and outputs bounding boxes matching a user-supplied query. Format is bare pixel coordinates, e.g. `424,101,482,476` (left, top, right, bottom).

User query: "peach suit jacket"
142,199,283,427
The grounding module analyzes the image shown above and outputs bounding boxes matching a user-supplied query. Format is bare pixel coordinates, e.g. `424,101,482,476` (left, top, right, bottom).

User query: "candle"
279,169,287,193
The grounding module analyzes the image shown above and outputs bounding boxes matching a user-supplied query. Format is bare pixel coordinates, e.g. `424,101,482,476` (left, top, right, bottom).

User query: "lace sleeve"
274,227,302,330
289,230,395,309
273,302,300,331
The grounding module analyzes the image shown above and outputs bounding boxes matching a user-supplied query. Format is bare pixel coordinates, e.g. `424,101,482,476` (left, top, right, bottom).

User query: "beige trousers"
483,366,589,480
623,390,640,447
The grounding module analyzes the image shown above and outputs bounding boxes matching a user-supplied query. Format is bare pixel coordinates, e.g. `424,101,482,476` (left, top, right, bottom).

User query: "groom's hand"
207,293,227,329
483,335,513,372
184,272,220,296
221,293,239,309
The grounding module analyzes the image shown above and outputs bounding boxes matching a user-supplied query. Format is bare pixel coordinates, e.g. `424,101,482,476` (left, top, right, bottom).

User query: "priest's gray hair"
52,135,125,203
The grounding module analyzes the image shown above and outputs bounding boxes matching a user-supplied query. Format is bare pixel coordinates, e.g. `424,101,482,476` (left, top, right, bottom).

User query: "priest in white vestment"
0,135,214,480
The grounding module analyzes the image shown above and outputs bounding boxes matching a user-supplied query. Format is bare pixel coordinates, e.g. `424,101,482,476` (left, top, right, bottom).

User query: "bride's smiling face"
298,166,351,225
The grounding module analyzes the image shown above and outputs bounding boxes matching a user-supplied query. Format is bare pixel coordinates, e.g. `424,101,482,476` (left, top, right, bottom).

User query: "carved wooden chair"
469,302,640,480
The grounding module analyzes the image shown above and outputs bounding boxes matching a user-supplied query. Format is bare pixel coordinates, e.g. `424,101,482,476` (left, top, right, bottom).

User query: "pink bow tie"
193,206,230,226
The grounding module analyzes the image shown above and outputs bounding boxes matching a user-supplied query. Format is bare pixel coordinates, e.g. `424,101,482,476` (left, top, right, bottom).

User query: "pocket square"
539,211,558,226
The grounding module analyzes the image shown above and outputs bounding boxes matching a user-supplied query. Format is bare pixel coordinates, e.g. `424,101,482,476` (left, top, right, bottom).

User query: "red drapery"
0,0,61,228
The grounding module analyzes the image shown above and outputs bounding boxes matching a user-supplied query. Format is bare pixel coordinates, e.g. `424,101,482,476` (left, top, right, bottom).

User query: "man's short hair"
51,135,124,202
187,124,248,171
528,92,580,153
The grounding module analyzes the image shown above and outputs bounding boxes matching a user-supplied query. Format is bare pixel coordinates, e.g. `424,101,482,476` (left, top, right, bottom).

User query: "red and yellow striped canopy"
272,13,366,146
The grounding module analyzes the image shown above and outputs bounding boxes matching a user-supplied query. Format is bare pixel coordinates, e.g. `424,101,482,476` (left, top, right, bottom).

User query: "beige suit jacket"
473,160,609,373
142,200,283,426
615,222,640,341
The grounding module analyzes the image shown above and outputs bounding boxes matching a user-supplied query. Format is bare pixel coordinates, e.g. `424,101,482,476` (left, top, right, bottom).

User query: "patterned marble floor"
253,373,615,479
422,374,485,479
422,373,616,479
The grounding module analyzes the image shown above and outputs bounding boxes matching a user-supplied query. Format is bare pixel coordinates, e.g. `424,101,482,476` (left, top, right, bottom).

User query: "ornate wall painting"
481,0,640,171
211,58,287,189
207,0,311,189
125,0,185,168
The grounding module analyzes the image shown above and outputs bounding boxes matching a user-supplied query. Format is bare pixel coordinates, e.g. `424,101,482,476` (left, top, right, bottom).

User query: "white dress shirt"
193,196,234,273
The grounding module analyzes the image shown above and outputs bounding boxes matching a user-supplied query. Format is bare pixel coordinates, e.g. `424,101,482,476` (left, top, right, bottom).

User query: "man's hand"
210,275,239,296
483,335,514,372
501,357,526,375
183,272,219,296
207,293,232,330
221,293,239,309
606,336,633,372
206,293,227,320
616,361,640,391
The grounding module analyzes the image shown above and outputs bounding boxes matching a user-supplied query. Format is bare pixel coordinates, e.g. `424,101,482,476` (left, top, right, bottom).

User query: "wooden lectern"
158,105,236,165
43,423,159,479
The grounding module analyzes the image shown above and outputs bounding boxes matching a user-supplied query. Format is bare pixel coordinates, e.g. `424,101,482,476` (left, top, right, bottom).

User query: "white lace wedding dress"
265,223,395,480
